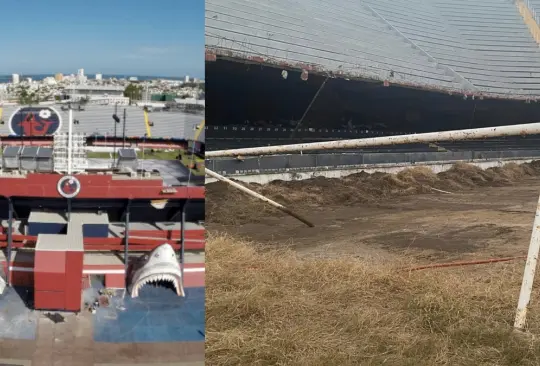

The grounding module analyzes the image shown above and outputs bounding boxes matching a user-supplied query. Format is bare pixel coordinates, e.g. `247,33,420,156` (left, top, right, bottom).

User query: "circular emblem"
9,106,62,136
57,176,81,199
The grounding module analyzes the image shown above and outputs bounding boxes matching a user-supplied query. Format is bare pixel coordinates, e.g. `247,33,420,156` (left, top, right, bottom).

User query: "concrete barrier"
205,157,537,184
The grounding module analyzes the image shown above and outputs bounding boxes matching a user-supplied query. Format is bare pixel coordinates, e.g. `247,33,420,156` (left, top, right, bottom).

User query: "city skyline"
1,72,196,80
0,0,204,77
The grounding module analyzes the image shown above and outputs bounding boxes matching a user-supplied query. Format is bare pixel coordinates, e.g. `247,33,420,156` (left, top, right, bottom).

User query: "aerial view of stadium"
206,0,540,364
0,103,206,365
0,2,205,365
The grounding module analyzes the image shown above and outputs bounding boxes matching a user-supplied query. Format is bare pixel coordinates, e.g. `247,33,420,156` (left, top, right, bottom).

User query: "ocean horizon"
0,74,188,83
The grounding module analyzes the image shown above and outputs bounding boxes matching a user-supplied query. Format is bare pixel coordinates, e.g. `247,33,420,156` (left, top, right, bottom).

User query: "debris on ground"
44,312,65,323
98,295,110,307
84,288,114,314
206,161,540,225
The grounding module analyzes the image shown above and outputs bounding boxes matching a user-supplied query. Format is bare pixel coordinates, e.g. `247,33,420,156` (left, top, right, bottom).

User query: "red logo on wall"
57,176,81,199
9,107,62,136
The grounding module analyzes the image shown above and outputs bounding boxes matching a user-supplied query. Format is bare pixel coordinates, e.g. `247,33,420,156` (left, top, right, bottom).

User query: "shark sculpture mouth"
128,243,185,298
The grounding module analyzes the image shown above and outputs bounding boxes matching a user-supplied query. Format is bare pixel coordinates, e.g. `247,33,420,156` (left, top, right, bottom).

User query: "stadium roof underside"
206,0,540,101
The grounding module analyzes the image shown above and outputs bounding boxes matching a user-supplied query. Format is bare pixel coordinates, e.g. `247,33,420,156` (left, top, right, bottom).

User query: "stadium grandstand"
205,0,540,154
0,104,204,143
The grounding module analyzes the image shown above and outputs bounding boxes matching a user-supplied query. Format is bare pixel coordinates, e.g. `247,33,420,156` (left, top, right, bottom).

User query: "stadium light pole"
141,133,147,175
112,113,121,168
122,108,127,148
67,103,73,175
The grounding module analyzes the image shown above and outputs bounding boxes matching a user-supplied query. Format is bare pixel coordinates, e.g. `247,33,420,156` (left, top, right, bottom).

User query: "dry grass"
206,161,540,225
206,233,540,366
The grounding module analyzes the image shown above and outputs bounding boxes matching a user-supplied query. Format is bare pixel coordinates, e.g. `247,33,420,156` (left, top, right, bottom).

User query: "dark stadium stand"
207,0,540,98
206,0,540,155
438,136,540,151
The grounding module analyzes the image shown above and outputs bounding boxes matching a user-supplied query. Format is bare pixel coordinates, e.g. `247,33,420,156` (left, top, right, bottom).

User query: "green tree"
124,84,143,104
18,86,40,105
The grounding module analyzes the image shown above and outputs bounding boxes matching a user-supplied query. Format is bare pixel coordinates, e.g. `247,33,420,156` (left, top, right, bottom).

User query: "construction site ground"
206,161,540,366
208,162,540,262
213,180,538,262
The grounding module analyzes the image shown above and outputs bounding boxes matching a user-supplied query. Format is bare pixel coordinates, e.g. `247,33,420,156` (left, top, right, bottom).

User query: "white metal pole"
205,168,314,227
67,107,73,175
514,193,540,330
206,122,540,158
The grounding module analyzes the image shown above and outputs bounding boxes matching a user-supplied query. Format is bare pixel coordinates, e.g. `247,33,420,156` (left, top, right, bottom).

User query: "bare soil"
207,162,540,263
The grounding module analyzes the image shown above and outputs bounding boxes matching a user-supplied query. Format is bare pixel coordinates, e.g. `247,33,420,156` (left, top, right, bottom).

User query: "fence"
206,149,540,176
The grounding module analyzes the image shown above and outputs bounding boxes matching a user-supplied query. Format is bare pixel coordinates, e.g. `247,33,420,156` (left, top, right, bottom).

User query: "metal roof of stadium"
0,105,204,141
206,0,540,99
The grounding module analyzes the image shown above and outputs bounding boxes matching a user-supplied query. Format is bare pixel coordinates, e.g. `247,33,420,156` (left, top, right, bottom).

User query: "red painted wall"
0,173,205,199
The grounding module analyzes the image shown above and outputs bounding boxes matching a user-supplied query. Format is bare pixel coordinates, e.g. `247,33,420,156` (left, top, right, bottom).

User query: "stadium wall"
206,155,540,184
206,59,540,136
206,149,540,182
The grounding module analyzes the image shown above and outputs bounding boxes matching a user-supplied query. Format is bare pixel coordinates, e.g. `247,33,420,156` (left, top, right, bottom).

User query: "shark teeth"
131,273,185,298
128,243,185,299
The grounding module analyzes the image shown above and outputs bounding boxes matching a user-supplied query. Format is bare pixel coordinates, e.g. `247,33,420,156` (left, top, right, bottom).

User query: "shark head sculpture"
128,243,185,298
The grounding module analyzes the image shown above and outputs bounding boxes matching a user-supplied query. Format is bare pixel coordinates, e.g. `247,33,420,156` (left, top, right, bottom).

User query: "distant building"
64,85,127,104
129,76,138,82
174,98,205,106
26,77,32,83
185,75,190,83
95,74,102,81
85,96,130,106
77,69,87,84
12,74,19,84
55,73,64,82
43,77,57,85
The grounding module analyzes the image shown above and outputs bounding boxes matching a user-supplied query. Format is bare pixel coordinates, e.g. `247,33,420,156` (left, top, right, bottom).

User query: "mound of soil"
206,161,540,225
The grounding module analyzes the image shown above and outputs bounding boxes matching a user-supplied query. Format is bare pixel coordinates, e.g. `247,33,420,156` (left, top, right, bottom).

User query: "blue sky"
0,0,204,77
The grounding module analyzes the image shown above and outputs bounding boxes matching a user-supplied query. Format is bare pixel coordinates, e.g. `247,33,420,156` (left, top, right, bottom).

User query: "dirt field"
207,162,540,262
206,162,540,366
